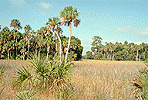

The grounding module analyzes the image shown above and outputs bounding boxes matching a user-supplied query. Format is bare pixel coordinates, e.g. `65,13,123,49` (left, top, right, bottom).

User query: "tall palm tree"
60,6,80,63
10,19,22,58
24,25,32,60
46,17,62,63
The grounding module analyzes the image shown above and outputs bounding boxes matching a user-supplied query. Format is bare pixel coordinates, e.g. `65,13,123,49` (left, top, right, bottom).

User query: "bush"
145,58,148,63
139,63,148,99
13,54,73,99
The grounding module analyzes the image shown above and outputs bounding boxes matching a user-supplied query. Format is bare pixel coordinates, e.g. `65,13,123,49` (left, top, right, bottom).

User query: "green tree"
46,17,62,63
3,40,15,59
86,51,93,59
60,6,80,63
69,36,83,60
24,25,32,60
18,39,27,60
10,19,22,58
91,36,102,47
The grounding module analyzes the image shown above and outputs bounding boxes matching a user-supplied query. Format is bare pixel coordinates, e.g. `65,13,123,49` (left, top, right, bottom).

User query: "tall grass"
0,59,146,99
71,60,145,100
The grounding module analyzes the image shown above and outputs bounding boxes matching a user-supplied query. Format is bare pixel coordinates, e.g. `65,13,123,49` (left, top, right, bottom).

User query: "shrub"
13,54,73,99
139,63,148,99
145,58,148,63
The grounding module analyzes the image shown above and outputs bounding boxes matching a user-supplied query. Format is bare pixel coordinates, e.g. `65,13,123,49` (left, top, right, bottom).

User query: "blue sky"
0,0,148,55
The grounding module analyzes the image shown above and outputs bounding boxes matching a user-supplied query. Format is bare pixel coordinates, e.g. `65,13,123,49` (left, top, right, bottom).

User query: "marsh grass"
0,59,146,100
71,60,146,100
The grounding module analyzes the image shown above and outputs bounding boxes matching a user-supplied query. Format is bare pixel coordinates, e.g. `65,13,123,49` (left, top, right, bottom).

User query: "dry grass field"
0,59,146,100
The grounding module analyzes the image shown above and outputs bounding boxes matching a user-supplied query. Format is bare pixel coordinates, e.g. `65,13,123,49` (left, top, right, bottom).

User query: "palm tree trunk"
112,54,114,61
47,46,50,59
23,46,25,60
56,32,62,63
36,44,37,54
47,52,48,59
27,40,30,60
65,24,71,63
7,50,9,60
16,37,17,58
136,49,138,61
10,51,11,59
39,46,41,57
104,52,105,57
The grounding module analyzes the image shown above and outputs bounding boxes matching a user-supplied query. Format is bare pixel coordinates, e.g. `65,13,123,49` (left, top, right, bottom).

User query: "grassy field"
0,59,146,100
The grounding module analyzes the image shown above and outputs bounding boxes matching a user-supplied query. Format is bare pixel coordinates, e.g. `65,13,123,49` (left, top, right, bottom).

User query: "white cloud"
116,26,148,36
80,39,92,44
8,0,26,6
103,28,115,31
132,28,148,36
117,26,134,32
38,2,51,9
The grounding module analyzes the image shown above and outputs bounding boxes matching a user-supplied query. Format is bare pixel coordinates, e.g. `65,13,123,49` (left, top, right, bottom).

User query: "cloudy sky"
0,0,148,55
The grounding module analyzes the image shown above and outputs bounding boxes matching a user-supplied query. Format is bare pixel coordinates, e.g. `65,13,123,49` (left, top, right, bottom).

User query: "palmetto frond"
13,66,32,87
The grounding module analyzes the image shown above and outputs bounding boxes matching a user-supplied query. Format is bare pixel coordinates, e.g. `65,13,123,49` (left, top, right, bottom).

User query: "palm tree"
1,27,11,59
46,17,62,63
24,25,32,60
31,35,38,55
10,19,22,58
36,28,46,57
45,34,53,59
18,39,27,60
60,6,80,63
3,40,15,59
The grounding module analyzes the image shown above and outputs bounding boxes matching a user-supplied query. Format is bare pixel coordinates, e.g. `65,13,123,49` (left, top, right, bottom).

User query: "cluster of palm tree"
85,36,148,61
0,6,83,62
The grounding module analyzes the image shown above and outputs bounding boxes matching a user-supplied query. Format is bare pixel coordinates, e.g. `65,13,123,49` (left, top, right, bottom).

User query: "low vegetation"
0,59,147,100
139,62,148,99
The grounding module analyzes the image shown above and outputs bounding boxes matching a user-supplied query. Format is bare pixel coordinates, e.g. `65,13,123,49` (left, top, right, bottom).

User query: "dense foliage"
0,7,83,61
85,36,148,61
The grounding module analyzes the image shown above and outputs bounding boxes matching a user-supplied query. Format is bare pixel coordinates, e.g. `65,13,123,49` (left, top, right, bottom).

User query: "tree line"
84,36,148,61
0,6,83,62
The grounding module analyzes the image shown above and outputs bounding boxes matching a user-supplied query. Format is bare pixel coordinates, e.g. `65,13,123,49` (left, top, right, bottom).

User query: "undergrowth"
139,63,148,100
12,54,73,99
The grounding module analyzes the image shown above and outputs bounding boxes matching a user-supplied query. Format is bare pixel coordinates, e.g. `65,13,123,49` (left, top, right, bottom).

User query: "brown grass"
0,59,146,100
71,59,146,100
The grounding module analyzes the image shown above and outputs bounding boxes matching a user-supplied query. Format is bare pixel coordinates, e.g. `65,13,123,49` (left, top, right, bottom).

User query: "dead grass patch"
0,59,146,99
